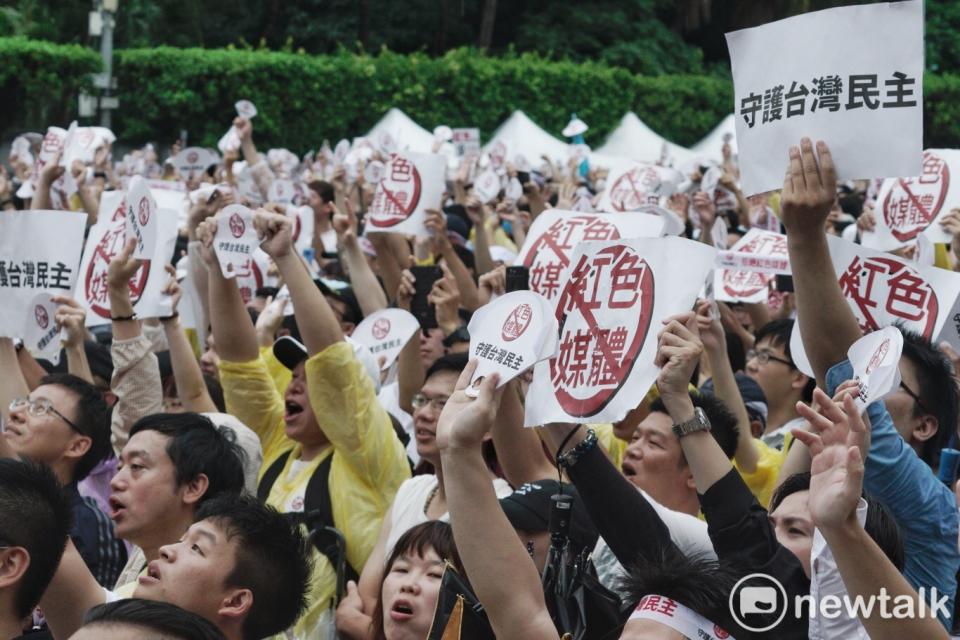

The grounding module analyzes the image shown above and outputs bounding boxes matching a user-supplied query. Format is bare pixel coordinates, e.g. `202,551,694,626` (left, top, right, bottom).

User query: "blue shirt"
827,359,959,628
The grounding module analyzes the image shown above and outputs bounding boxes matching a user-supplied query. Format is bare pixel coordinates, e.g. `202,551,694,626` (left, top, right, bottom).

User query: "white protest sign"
515,210,665,304
637,205,685,237
218,127,241,154
124,176,159,259
726,0,923,195
524,236,717,425
232,248,271,306
364,152,446,236
791,234,960,373
467,291,558,393
710,215,729,249
714,229,789,303
452,128,481,157
21,293,62,365
353,308,420,371
268,179,296,204
145,179,189,228
17,127,66,200
290,205,316,257
364,160,385,185
597,160,682,213
489,140,508,170
334,139,351,163
505,177,523,202
848,325,903,410
865,150,960,248
378,131,397,154
474,168,501,204
232,162,263,205
174,147,220,175
0,211,87,338
214,205,258,279
235,100,258,119
78,199,178,325
59,123,114,170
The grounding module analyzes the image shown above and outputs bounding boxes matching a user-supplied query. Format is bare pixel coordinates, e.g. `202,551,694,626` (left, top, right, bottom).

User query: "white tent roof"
365,108,435,154
691,113,738,161
595,112,696,166
482,111,570,163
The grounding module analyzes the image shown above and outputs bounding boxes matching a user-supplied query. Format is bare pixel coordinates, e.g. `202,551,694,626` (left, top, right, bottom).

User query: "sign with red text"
515,210,665,303
365,152,445,236
173,147,220,175
525,236,716,425
474,168,501,204
0,211,86,338
597,160,682,213
21,292,62,364
353,308,420,370
452,128,481,157
467,291,558,393
16,127,66,201
78,196,178,325
714,229,789,303
214,205,258,279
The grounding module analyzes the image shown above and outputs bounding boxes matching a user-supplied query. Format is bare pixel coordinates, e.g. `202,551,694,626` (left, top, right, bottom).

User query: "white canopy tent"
482,110,570,164
595,112,696,167
691,113,738,162
364,108,435,154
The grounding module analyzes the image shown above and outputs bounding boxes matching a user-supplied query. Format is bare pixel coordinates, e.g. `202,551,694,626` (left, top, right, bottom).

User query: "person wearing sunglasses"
2,372,126,589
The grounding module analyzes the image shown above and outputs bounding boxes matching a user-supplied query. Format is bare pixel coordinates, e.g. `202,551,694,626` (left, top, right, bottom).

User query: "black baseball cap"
499,480,598,552
315,278,363,325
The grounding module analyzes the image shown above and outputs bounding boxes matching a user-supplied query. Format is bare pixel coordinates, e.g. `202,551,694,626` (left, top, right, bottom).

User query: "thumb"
345,580,358,595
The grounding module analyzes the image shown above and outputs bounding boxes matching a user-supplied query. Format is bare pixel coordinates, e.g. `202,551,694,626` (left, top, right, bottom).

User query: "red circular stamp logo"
229,212,245,238
713,625,730,639
35,305,49,330
187,151,198,164
137,197,150,226
368,155,423,228
501,304,533,342
882,151,950,243
550,244,654,417
489,140,507,168
721,232,787,300
866,338,891,375
608,166,662,212
372,318,392,340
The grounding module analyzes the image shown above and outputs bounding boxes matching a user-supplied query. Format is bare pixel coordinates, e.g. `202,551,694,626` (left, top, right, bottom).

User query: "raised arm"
780,139,861,386
465,196,496,277
490,379,556,487
394,268,424,414
424,209,480,311
438,363,558,640
30,150,64,211
333,201,388,316
38,539,106,640
160,266,217,413
53,296,94,384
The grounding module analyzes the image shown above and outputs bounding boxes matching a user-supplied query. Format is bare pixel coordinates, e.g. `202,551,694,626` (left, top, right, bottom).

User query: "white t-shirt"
378,381,418,465
384,474,513,560
280,458,313,513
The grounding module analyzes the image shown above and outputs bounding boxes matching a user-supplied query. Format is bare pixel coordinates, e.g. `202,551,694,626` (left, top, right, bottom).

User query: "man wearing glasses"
745,319,815,449
2,373,126,589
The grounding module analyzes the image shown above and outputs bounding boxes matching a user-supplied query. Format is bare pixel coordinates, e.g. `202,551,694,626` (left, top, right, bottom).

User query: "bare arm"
368,233,409,305
335,203,388,316
465,196,496,277
161,267,217,413
425,209,481,311
39,540,106,640
438,365,559,640
30,151,64,211
394,269,424,414
491,379,556,486
53,296,94,384
780,139,861,386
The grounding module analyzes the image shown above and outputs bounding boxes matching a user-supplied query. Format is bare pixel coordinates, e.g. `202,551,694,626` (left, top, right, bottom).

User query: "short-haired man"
0,459,72,640
2,366,126,587
43,494,312,640
71,599,225,640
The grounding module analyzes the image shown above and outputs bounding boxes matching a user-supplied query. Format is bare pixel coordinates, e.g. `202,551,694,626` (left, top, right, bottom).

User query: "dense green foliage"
3,37,960,154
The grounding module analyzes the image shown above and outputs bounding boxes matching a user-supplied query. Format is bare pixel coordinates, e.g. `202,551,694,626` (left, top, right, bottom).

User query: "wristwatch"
672,407,712,439
442,325,470,348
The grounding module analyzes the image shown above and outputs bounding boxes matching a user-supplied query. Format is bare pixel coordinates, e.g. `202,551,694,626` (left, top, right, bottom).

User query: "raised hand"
52,296,88,348
779,138,837,237
253,208,294,259
436,359,504,451
655,311,703,400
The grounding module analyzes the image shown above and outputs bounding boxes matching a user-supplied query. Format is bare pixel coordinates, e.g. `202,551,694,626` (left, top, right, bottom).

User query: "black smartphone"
505,265,530,292
775,274,794,292
410,266,442,330
516,170,530,185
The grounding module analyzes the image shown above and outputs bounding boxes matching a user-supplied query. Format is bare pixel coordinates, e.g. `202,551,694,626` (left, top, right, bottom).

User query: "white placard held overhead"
174,147,220,175
515,210,665,304
726,0,923,195
596,159,683,213
848,325,903,410
235,100,258,119
467,291,558,394
21,293,62,365
524,236,716,426
0,211,87,338
213,205,259,280
353,308,420,371
124,176,159,259
452,128,481,157
364,152,446,236
267,179,296,204
474,169,501,204
714,229,789,303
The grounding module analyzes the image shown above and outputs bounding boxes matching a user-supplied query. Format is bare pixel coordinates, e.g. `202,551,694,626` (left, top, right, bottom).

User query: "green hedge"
4,37,960,154
0,37,100,138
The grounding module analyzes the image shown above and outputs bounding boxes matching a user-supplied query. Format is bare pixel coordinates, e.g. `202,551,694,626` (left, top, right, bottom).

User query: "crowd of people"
0,103,959,640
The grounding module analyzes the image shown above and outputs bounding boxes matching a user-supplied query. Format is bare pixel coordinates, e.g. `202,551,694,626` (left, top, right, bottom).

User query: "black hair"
425,352,469,381
307,179,335,204
129,413,245,504
38,373,111,482
204,374,226,413
725,329,746,373
619,549,740,635
650,391,740,460
371,522,464,640
771,473,905,570
754,319,815,401
900,328,958,468
195,494,312,640
0,460,72,618
82,598,225,640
